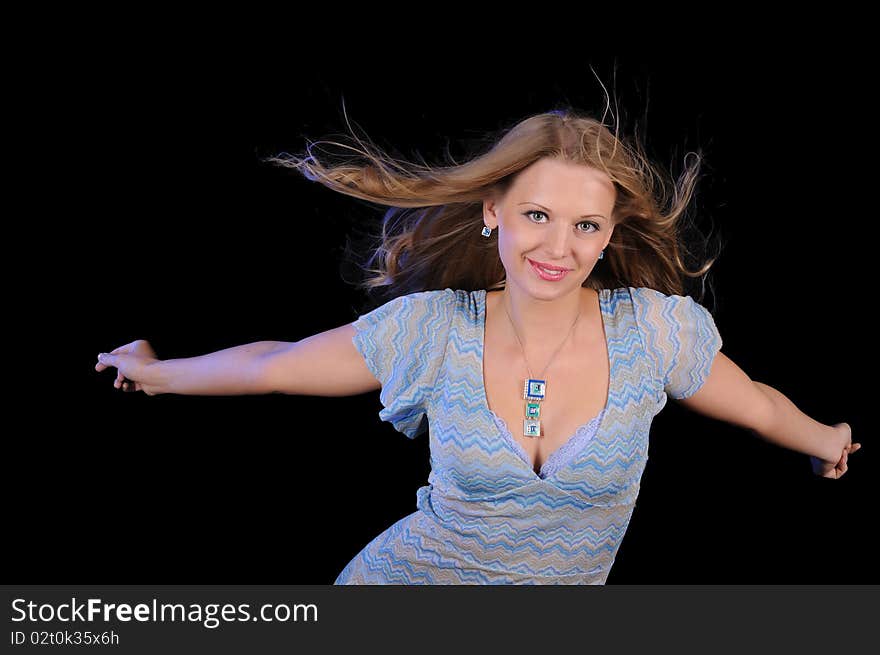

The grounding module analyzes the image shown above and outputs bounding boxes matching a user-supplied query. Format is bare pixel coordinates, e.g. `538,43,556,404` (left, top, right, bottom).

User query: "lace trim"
490,408,606,479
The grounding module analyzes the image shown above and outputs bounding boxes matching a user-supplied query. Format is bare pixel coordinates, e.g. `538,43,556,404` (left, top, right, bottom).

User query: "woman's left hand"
810,422,861,479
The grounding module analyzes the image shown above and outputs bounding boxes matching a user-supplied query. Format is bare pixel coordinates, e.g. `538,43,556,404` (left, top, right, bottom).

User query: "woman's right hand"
95,339,163,395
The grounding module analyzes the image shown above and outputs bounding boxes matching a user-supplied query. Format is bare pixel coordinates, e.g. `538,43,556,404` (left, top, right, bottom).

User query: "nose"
547,222,573,259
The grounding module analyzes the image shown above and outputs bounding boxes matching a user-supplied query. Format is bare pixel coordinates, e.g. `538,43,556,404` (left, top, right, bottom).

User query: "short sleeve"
350,288,454,439
629,286,723,400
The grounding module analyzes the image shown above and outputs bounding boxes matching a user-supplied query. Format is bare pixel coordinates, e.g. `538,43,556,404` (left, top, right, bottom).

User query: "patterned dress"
335,286,722,584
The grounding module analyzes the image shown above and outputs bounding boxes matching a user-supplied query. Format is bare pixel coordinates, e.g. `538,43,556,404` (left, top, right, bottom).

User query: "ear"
604,224,614,247
482,197,500,230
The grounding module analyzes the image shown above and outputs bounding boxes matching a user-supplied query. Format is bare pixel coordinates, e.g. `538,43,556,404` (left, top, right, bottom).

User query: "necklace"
500,293,582,438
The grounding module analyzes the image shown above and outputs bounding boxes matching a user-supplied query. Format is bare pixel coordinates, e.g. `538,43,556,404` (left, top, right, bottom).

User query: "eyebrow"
518,201,608,222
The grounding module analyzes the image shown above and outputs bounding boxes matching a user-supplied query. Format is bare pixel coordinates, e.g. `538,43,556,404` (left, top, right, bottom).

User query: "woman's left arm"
675,351,861,477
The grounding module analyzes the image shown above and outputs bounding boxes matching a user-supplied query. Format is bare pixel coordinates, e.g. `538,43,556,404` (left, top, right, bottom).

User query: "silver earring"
481,225,492,237
598,249,604,260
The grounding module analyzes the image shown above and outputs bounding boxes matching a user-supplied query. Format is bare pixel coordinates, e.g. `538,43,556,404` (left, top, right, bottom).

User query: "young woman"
95,110,859,584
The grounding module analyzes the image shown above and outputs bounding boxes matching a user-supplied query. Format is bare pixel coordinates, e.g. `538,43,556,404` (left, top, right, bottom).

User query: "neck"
499,283,587,348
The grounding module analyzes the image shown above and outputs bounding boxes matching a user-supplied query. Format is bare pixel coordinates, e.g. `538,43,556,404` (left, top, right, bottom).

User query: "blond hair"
265,104,721,310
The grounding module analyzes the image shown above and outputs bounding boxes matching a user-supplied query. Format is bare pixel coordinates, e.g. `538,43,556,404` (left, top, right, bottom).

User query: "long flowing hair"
264,104,722,313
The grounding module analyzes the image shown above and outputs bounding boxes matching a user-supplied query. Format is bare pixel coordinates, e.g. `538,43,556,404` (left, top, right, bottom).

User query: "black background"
20,50,875,584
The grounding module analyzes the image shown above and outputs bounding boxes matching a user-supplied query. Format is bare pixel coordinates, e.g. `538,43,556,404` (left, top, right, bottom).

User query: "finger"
111,342,136,355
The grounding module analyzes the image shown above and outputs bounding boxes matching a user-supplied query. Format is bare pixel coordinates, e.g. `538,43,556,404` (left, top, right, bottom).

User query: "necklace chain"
500,293,582,440
501,295,582,379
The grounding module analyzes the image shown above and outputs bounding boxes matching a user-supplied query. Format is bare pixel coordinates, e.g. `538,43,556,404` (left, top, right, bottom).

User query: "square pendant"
523,419,541,438
524,379,546,400
526,401,541,419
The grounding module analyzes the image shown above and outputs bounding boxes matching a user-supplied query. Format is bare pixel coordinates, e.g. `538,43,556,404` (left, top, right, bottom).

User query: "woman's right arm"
150,341,287,395
98,325,380,397
260,323,381,397
160,324,382,397
97,339,285,396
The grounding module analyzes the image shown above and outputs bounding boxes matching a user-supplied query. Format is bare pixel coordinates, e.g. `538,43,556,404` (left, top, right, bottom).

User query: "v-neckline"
476,287,613,481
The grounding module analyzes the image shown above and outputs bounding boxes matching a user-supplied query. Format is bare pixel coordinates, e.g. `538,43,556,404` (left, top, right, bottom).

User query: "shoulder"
592,286,665,319
625,286,715,317
618,285,721,350
405,288,461,318
355,289,463,349
426,287,482,319
626,285,675,305
398,287,460,305
624,285,722,352
359,288,458,319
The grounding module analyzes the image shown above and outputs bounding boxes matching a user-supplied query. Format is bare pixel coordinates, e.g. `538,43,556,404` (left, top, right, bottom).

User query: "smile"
528,258,570,281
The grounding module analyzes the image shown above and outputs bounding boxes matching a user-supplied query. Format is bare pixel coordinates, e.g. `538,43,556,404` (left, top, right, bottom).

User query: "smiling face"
483,157,616,296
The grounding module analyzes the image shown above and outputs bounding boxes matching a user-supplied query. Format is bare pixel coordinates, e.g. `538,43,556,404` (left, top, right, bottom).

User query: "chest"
482,319,610,475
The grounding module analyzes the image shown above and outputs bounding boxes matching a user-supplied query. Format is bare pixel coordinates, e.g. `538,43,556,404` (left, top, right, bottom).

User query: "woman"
95,110,859,584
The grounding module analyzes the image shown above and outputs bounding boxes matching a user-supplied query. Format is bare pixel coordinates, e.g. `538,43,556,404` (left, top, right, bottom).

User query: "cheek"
498,225,533,253
496,237,528,268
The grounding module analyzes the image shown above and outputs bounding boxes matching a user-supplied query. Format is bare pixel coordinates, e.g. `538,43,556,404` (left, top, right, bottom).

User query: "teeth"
538,265,564,276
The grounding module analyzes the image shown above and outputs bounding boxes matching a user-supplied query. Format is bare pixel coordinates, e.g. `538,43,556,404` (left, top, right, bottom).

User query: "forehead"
512,158,615,200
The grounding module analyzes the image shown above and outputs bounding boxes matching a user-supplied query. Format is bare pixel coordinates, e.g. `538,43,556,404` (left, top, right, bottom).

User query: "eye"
524,210,599,233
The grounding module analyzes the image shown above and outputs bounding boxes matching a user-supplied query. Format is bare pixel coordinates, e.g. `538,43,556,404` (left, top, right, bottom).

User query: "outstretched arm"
139,322,381,397
148,341,286,395
675,351,859,466
261,323,382,396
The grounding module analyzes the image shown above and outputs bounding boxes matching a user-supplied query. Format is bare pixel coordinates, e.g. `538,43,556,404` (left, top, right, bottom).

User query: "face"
483,157,616,296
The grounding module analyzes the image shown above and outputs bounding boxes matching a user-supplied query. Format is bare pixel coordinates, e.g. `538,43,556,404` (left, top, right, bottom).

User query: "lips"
527,258,570,272
529,259,570,281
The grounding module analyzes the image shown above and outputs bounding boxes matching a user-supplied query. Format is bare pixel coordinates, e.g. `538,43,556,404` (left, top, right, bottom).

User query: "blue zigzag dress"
335,286,722,584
